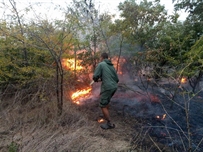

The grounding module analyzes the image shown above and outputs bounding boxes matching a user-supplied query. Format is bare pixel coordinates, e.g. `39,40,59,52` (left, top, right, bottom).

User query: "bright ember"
181,77,187,84
97,118,105,123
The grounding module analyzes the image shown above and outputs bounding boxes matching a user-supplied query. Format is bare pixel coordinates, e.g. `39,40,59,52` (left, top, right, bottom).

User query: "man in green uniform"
93,52,119,129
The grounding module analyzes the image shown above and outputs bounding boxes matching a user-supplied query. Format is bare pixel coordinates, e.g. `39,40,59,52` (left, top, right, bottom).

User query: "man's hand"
93,77,99,82
90,78,102,85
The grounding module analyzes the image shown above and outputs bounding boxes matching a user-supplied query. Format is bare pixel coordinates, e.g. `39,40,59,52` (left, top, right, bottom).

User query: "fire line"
71,87,92,104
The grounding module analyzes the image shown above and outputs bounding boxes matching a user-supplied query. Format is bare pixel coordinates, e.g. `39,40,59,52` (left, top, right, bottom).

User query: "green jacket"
93,59,119,93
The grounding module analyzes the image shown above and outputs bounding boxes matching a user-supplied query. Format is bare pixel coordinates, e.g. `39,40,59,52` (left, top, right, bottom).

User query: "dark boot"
100,121,115,130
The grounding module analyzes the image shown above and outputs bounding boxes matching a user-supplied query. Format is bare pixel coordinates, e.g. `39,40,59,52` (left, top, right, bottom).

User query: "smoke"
81,55,165,119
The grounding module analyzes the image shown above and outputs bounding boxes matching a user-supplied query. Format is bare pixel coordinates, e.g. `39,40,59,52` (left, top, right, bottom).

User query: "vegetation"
0,0,203,151
8,142,19,152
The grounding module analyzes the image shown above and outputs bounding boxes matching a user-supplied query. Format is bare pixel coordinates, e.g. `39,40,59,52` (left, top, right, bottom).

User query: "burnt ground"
109,77,203,152
74,72,203,152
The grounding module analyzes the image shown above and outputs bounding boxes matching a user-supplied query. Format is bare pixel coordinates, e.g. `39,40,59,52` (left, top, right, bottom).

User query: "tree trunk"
116,36,124,73
56,59,63,116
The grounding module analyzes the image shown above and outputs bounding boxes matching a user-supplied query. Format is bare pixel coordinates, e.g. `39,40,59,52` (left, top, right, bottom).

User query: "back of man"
93,52,119,130
94,59,119,94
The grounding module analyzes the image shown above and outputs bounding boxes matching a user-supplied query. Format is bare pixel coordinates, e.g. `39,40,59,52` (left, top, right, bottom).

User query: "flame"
181,77,187,84
74,101,80,105
111,56,126,75
71,87,92,104
162,114,166,119
62,58,83,70
98,118,105,123
156,114,166,120
156,116,160,119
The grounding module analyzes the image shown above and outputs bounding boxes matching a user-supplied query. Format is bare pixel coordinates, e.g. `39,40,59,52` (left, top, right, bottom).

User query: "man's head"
101,52,108,60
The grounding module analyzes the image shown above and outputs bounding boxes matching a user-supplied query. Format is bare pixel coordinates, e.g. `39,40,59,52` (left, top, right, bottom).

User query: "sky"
99,0,187,20
0,0,188,21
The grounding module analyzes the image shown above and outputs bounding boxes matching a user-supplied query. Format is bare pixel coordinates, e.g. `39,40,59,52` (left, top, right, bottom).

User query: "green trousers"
99,88,117,108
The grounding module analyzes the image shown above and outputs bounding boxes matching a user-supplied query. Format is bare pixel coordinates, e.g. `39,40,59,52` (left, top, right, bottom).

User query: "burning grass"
71,87,92,105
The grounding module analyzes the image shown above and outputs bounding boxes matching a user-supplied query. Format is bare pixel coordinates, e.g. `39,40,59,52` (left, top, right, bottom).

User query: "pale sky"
0,0,187,21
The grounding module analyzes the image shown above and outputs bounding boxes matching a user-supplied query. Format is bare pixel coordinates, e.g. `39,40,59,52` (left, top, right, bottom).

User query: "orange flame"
62,58,83,70
181,77,187,84
111,56,126,75
71,87,92,104
98,118,105,123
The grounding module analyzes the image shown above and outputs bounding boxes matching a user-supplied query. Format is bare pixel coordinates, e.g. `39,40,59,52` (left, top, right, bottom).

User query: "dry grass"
0,98,136,152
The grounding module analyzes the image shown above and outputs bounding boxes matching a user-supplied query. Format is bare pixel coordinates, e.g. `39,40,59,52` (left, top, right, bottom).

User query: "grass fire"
71,87,92,104
62,57,93,105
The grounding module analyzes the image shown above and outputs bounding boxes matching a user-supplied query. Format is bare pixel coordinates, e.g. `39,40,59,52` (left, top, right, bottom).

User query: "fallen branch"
118,83,144,95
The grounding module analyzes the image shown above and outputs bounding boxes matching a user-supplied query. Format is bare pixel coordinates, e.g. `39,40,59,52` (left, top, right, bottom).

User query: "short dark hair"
101,52,108,59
